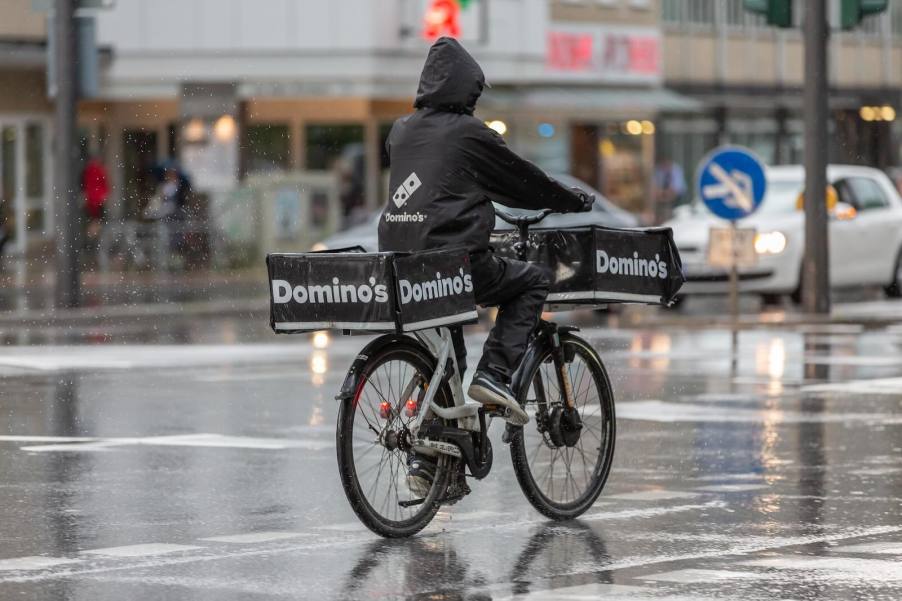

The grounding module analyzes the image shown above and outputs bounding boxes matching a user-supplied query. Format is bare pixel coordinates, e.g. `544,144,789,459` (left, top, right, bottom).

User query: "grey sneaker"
406,454,436,498
467,371,529,425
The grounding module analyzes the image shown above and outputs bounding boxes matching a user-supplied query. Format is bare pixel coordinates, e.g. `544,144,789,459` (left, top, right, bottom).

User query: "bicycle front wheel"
336,338,452,538
510,333,616,520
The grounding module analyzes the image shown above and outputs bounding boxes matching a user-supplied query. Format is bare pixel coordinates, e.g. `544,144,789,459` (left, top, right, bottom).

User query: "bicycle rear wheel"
510,333,616,520
336,338,452,538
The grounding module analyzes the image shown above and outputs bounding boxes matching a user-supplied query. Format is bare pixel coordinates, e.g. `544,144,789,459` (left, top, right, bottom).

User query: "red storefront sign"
546,27,660,81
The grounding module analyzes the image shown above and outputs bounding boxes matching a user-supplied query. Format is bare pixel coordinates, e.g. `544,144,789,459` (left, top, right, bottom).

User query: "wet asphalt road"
2,317,902,599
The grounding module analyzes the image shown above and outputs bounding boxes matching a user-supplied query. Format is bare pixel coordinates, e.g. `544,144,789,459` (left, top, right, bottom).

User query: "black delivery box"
490,225,684,307
267,248,478,334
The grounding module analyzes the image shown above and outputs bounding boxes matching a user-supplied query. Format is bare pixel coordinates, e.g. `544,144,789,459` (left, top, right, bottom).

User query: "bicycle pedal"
482,403,508,417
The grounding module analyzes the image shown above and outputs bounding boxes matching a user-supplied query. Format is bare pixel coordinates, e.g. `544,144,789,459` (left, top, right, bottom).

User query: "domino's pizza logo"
392,172,422,208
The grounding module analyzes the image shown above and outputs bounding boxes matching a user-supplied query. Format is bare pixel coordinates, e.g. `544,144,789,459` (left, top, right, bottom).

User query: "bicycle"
334,208,617,538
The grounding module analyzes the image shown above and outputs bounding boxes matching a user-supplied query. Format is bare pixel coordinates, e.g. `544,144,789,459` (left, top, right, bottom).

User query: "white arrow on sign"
702,162,754,212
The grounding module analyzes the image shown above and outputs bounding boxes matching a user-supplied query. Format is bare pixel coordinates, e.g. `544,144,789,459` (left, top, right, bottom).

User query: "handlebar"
494,207,554,227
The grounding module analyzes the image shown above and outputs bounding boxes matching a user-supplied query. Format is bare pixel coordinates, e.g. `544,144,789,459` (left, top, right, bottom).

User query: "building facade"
1,0,901,256
659,0,902,187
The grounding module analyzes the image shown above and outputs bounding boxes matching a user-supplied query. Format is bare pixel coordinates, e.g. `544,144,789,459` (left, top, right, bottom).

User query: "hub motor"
547,406,582,448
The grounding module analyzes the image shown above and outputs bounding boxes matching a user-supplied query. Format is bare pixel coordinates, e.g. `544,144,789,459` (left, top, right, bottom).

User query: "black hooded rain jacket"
378,37,583,254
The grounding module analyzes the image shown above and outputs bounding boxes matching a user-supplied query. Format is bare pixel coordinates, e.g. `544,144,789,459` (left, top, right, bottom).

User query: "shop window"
122,129,158,219
25,123,43,199
306,124,365,216
24,123,45,234
305,124,364,170
724,0,766,28
1,126,15,243
662,0,715,26
246,123,291,173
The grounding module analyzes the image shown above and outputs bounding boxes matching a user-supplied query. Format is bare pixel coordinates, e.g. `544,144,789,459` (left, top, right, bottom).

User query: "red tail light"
405,398,419,417
379,401,392,420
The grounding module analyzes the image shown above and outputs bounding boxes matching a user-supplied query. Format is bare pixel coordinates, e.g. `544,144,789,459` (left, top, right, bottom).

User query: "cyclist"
378,37,592,491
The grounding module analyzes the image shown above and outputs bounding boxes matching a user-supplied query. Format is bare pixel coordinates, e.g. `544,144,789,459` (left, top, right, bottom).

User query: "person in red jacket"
81,155,109,242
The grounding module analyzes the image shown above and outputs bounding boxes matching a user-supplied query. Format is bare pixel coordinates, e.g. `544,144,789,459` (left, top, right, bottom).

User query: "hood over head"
414,37,485,115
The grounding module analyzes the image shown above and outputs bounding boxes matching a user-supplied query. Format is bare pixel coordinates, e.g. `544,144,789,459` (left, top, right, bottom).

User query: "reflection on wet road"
2,323,902,599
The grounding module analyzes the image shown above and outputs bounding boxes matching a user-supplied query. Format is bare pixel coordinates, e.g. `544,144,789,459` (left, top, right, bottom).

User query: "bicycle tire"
509,333,616,520
336,337,453,538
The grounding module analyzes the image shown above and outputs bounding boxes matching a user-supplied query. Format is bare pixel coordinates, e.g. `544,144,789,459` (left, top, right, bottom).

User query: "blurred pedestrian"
81,155,109,244
652,155,686,224
145,162,192,269
144,165,190,222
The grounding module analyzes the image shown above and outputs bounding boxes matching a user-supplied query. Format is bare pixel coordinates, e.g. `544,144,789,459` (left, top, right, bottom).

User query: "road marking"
740,555,902,581
20,433,332,453
695,484,768,493
802,377,902,395
3,520,902,586
850,467,902,476
199,532,308,544
617,400,902,425
606,490,700,501
0,557,81,571
582,501,725,522
642,568,759,583
695,473,765,482
804,355,902,367
81,544,203,558
0,344,314,372
0,435,98,443
494,583,652,600
833,542,902,554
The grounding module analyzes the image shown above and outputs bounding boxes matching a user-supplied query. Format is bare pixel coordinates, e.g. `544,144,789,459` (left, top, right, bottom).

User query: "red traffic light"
423,0,461,41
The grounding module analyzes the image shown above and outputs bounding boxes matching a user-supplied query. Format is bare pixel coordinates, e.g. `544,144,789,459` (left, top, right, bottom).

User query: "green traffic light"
742,0,792,28
841,0,889,30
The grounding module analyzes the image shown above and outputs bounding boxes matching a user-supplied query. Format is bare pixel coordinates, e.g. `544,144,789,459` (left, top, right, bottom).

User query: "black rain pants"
451,251,552,384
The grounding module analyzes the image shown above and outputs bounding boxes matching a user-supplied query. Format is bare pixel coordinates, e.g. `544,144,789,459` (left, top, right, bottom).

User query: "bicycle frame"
411,327,479,433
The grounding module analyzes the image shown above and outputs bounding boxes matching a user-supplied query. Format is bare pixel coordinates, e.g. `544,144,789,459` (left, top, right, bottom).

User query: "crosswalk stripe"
81,544,203,558
641,568,759,583
606,490,700,501
695,484,768,493
199,532,308,544
0,557,81,571
832,542,902,555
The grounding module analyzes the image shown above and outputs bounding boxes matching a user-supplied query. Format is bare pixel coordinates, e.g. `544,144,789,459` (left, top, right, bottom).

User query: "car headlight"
754,231,787,255
310,242,328,252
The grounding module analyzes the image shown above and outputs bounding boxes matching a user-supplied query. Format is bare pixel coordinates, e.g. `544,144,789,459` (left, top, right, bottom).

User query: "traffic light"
841,0,889,30
423,0,461,41
742,0,792,28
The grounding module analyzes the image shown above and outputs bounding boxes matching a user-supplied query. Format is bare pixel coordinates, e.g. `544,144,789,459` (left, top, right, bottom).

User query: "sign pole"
802,0,831,314
729,221,739,373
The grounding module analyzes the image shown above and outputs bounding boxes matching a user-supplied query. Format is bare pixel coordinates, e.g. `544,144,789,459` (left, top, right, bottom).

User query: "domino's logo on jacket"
392,172,422,208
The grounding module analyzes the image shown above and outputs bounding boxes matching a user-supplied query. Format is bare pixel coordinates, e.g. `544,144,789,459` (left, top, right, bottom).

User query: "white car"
666,165,902,303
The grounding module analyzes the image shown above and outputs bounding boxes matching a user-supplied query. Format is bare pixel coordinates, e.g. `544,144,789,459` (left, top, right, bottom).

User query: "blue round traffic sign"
696,146,767,221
